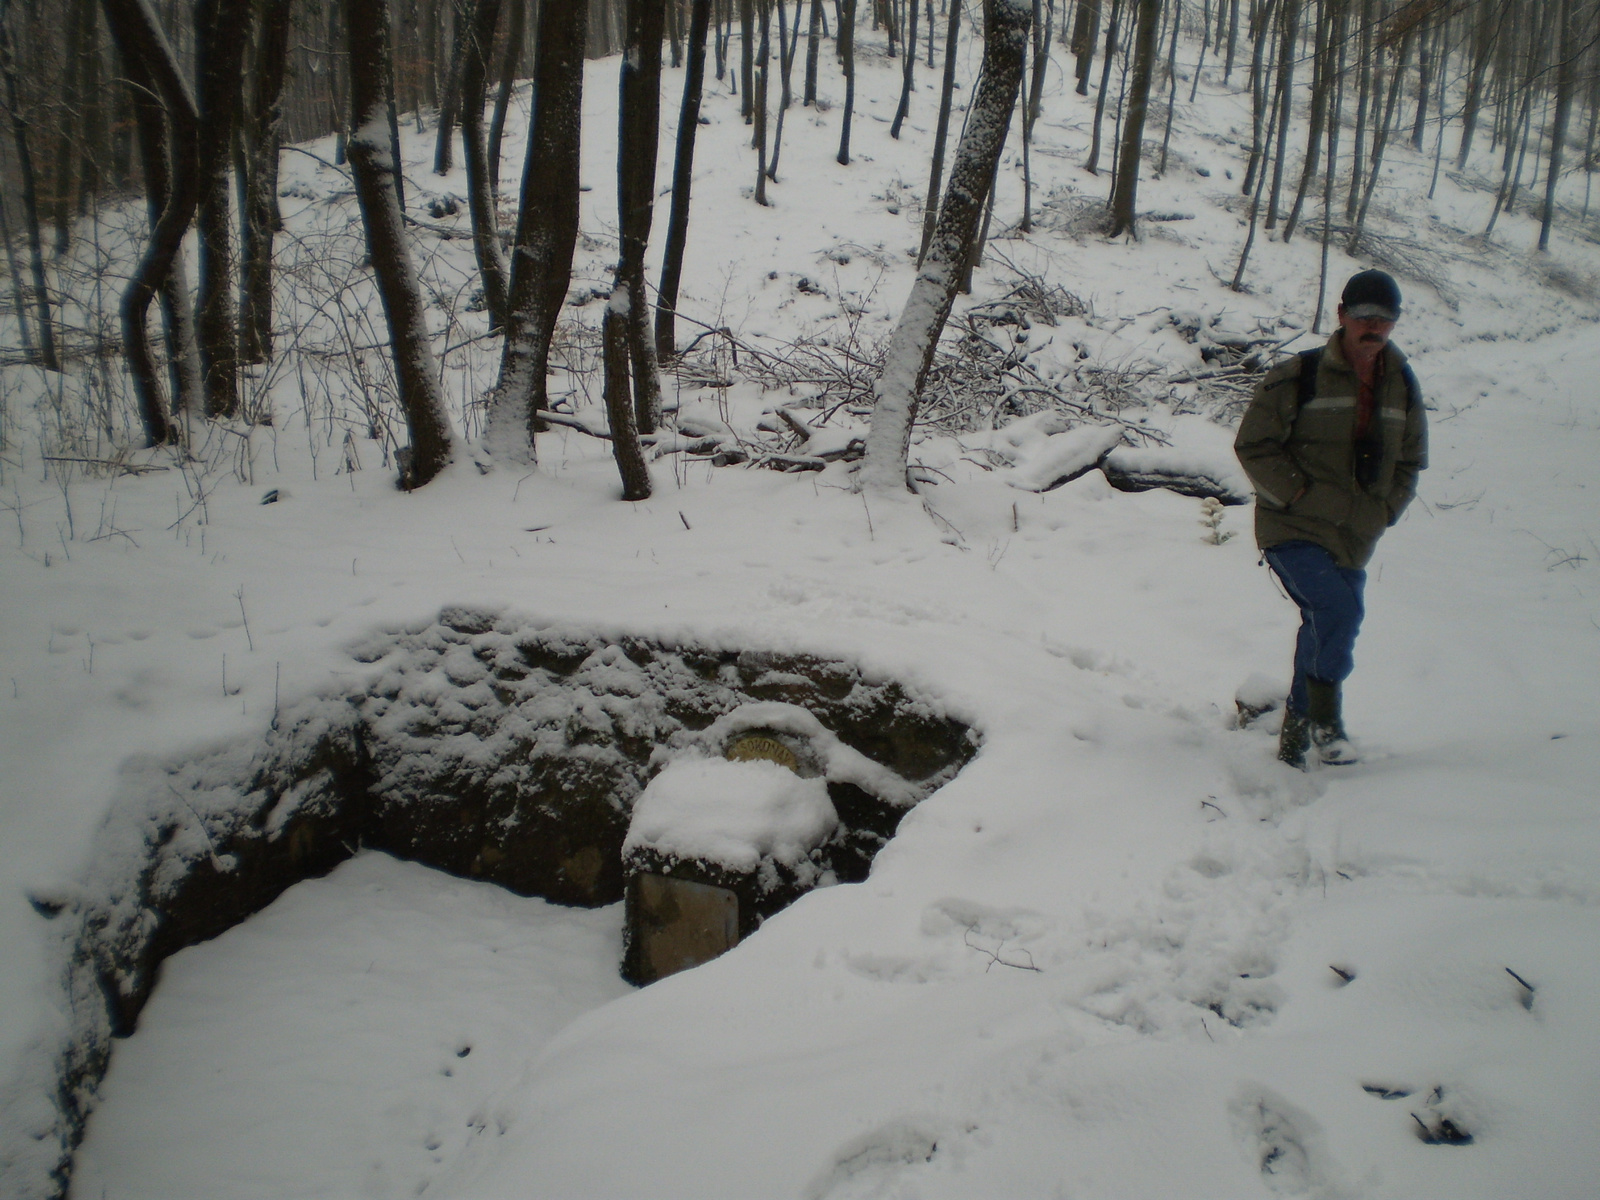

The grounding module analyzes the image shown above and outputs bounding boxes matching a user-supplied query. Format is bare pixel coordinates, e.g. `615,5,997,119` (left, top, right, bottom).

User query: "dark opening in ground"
22,608,979,1198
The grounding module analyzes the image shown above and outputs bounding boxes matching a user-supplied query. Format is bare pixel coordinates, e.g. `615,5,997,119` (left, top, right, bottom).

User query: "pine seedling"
1200,497,1234,544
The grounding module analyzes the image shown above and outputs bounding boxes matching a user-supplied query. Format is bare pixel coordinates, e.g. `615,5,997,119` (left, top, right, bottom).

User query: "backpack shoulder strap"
1296,347,1322,411
1400,363,1420,411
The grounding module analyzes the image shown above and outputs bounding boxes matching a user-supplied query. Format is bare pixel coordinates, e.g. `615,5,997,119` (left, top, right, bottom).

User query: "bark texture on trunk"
861,0,1031,493
656,0,713,361
194,0,247,418
1108,0,1159,236
487,0,586,464
345,0,455,489
126,47,202,420
0,5,60,372
616,0,666,440
460,0,509,327
100,0,201,445
241,0,292,364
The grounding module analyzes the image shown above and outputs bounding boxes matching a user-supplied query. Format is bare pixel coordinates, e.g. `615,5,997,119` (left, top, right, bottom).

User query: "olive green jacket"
1234,332,1428,569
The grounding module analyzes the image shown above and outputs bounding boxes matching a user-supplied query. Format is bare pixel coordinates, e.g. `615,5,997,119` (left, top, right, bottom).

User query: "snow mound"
625,757,838,872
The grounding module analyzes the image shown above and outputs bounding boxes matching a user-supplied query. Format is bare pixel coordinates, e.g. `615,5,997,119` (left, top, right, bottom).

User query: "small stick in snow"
1329,964,1356,984
235,586,254,652
679,511,692,530
1505,967,1536,1009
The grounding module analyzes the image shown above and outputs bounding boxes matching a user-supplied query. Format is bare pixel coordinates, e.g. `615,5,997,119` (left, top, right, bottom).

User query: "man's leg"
1265,541,1366,764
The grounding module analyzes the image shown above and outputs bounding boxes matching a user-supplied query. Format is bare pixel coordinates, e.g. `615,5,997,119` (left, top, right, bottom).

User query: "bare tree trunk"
1538,0,1575,251
1241,0,1277,196
0,192,35,361
617,0,667,442
1222,0,1238,82
488,0,528,190
603,291,651,499
1410,7,1434,150
1158,0,1182,173
891,0,917,137
755,0,771,199
768,0,798,174
1282,0,1330,241
1072,0,1099,94
240,0,291,364
1263,0,1298,229
918,0,961,265
52,0,91,259
99,0,201,444
1344,0,1373,218
1348,26,1411,252
0,1,60,372
1109,0,1159,236
1027,0,1053,129
434,0,471,173
657,0,712,360
741,0,755,118
1455,3,1497,171
345,0,455,488
461,0,509,327
1312,0,1344,332
121,30,202,419
862,0,1031,493
804,0,821,104
1085,0,1123,174
837,0,856,163
488,0,585,462
194,0,247,417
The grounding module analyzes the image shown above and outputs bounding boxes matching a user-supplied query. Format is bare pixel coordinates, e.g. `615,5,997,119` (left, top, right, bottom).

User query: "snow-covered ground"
4,19,1600,1200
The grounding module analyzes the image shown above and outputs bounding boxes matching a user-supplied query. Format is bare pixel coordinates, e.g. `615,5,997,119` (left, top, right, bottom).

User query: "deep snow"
3,15,1600,1200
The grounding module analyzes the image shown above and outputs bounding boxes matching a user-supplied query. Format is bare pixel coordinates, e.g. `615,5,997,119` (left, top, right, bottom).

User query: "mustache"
1358,332,1387,342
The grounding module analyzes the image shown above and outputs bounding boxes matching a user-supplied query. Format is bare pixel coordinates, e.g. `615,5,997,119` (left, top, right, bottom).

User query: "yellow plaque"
725,734,799,772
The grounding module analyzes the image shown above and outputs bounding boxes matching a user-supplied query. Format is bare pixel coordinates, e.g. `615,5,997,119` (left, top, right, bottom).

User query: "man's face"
1337,305,1396,352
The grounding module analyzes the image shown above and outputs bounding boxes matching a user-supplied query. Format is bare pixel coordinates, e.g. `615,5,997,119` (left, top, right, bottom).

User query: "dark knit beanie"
1341,269,1401,321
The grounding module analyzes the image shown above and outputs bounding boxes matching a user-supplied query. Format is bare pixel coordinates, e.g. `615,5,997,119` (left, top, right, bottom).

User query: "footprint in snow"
1229,1085,1352,1199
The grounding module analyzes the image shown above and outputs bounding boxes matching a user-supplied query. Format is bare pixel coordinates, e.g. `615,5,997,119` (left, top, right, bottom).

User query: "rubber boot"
1306,678,1357,766
1278,708,1311,769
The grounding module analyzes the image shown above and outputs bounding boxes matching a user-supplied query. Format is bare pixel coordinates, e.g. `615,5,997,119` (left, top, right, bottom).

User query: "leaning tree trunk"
616,0,667,441
861,0,1032,493
487,0,527,191
240,0,291,364
1085,0,1122,175
1263,0,1299,230
1538,0,1575,251
0,6,60,372
1108,0,1159,237
345,0,455,489
99,0,201,445
1348,28,1411,253
1282,0,1331,242
125,47,202,419
487,0,585,464
837,0,857,164
194,0,247,418
918,0,962,266
434,0,471,174
656,0,712,361
890,0,917,138
460,0,510,328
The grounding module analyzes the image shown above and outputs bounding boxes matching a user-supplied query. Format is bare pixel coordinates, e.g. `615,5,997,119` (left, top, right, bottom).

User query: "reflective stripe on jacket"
1234,332,1428,569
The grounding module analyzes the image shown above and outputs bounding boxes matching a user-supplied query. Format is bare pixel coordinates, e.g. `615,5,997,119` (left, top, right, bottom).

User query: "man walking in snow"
1234,269,1428,768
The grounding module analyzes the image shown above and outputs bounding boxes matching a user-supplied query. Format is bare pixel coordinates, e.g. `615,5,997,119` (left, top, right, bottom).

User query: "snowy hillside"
4,18,1600,1200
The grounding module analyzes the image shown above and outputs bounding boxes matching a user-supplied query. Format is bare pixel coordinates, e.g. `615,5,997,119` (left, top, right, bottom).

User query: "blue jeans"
1264,541,1366,715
